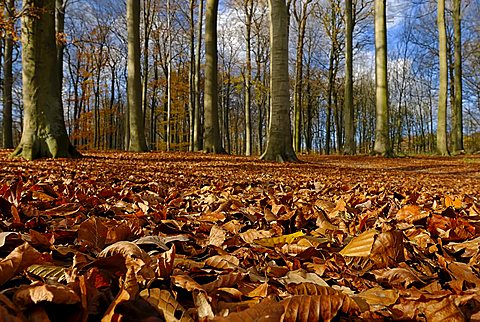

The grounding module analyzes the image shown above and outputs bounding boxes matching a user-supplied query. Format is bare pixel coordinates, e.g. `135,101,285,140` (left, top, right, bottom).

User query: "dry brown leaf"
239,229,272,244
156,244,176,277
396,205,429,223
246,282,269,298
212,298,284,322
0,293,25,322
209,225,227,247
13,282,80,307
370,267,426,287
356,287,399,307
205,255,239,270
0,242,46,286
281,270,329,287
78,216,108,250
203,273,244,293
423,298,465,322
140,288,194,322
172,275,204,292
101,288,132,322
339,229,376,257
193,290,214,320
370,230,405,268
280,294,359,322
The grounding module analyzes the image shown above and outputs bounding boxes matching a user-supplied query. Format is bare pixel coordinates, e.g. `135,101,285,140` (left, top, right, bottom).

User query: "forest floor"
0,151,479,321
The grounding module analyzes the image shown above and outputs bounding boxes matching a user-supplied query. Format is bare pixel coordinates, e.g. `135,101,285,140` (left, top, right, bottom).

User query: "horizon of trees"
1,0,480,159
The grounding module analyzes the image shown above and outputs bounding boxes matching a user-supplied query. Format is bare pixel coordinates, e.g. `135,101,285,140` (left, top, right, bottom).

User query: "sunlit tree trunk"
261,0,297,162
452,0,463,153
2,0,14,149
203,0,224,153
436,0,449,156
166,0,172,151
127,0,148,151
343,0,355,155
194,0,204,151
12,0,79,160
373,0,391,155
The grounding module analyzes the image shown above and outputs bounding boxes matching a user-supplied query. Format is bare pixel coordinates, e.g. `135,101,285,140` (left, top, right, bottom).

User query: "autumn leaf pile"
0,151,479,321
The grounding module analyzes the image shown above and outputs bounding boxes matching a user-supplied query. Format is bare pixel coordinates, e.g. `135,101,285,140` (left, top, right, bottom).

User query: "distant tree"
436,0,449,155
12,0,79,159
127,0,148,151
452,0,463,153
2,0,14,149
203,0,225,153
343,0,355,155
373,0,391,155
261,0,297,162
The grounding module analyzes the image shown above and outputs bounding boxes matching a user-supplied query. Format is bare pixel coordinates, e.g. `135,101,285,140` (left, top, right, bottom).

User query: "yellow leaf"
254,231,305,247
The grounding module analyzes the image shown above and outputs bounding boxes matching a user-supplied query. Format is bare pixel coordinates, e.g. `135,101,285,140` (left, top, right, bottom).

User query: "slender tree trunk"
293,0,311,153
166,0,172,151
194,0,204,151
12,0,79,160
203,0,224,153
343,0,355,155
326,46,335,155
127,0,148,151
261,0,297,162
373,0,391,155
188,0,196,151
2,0,14,149
453,0,463,152
244,0,253,156
437,0,449,156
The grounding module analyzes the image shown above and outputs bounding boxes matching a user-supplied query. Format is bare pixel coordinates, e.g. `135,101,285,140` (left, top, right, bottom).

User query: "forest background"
0,0,479,156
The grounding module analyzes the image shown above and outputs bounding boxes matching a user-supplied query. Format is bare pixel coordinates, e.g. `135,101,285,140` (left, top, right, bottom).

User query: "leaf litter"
0,151,479,321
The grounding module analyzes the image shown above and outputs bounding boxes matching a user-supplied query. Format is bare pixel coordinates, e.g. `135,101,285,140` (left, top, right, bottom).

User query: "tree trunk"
244,0,253,156
203,0,224,153
2,0,14,149
12,0,79,160
343,0,355,155
293,0,311,153
453,0,463,152
188,0,196,151
194,0,204,151
127,0,148,151
261,0,297,162
373,0,391,155
436,0,449,156
166,0,172,151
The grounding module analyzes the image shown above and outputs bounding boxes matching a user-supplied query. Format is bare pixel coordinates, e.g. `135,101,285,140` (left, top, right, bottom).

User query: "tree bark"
11,0,79,160
194,0,204,151
343,0,355,155
436,0,449,156
127,0,148,151
453,0,463,152
373,0,391,156
2,0,14,149
203,0,225,153
188,0,196,151
261,0,297,162
244,0,253,156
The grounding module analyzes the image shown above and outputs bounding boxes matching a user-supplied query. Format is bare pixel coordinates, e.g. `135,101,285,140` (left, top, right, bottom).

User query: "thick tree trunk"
373,0,391,156
453,0,463,152
261,0,297,162
127,0,148,151
436,0,449,156
343,0,355,155
203,0,225,153
2,0,14,149
12,0,79,160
